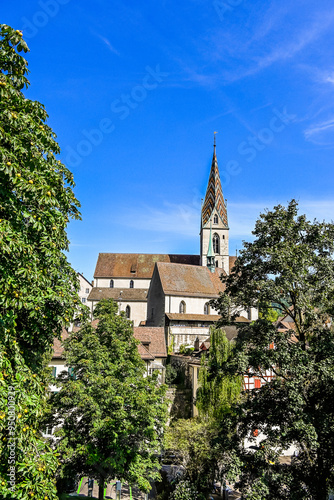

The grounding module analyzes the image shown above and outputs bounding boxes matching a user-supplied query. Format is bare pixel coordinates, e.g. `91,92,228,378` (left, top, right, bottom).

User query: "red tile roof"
133,327,167,358
94,253,200,278
156,262,225,297
229,256,237,273
52,329,69,358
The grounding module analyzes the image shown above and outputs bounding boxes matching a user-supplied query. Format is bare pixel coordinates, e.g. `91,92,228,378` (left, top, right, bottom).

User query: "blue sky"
3,0,334,280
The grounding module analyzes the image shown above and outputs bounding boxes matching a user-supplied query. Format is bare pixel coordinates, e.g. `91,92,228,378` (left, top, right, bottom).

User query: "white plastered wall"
95,277,151,289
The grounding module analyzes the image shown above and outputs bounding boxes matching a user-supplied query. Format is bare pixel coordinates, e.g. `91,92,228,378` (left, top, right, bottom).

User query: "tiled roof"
202,148,228,227
229,256,237,273
88,288,148,302
94,253,200,278
166,313,220,322
235,316,250,323
52,328,69,358
156,262,225,297
137,343,155,360
133,327,167,358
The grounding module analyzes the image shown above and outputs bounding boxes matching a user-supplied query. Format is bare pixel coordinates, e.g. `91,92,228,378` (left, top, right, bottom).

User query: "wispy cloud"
95,33,120,56
117,198,334,246
304,118,334,145
190,7,334,86
119,201,200,238
229,200,334,236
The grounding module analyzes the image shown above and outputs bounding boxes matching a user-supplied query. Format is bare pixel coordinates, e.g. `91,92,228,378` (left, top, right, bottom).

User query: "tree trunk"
98,476,105,500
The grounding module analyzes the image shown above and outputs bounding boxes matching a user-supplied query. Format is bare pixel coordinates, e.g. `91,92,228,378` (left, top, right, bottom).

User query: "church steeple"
201,136,228,228
200,136,230,273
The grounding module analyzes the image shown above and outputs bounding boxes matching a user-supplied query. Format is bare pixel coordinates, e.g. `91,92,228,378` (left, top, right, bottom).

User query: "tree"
0,24,83,499
196,327,242,421
50,299,168,500
164,418,215,498
212,200,334,499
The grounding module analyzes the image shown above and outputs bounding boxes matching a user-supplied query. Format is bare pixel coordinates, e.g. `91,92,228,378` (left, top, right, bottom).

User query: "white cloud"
118,198,334,249
119,201,200,237
304,118,334,145
95,33,120,56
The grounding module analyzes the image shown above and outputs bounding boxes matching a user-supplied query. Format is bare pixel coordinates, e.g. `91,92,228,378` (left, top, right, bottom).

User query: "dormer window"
214,214,218,224
129,280,134,288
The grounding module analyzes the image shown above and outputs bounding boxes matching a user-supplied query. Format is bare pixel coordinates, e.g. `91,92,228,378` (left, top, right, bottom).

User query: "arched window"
179,301,186,314
213,233,220,254
129,280,134,288
125,305,131,319
109,279,114,288
204,303,210,315
213,214,218,224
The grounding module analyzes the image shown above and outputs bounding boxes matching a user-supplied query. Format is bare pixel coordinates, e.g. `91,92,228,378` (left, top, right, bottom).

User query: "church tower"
200,138,229,273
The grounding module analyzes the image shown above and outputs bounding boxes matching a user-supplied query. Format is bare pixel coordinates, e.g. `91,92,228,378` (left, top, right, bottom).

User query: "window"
45,426,53,436
110,279,114,288
126,305,131,319
213,214,218,224
179,301,186,314
215,261,218,267
51,366,57,378
129,280,134,289
213,233,220,254
85,288,90,294
204,303,210,315
254,379,261,389
81,297,86,304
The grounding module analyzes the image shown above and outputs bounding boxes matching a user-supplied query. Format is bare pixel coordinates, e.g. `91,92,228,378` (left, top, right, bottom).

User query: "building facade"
87,143,258,348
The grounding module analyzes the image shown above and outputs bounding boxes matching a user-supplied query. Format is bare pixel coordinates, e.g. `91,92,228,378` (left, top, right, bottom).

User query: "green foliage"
0,317,59,498
165,363,178,386
258,303,280,323
164,418,215,496
178,345,193,356
51,299,168,497
214,200,334,499
0,24,84,499
196,327,242,420
0,25,83,353
169,479,201,500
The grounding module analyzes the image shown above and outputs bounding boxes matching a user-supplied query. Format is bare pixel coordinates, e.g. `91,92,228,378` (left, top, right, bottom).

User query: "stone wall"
166,388,192,420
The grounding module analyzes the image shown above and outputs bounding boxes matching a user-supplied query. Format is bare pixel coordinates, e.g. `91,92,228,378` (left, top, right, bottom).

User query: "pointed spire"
201,136,228,228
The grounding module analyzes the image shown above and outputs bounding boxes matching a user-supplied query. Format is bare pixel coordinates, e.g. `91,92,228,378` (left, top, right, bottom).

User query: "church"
87,141,257,352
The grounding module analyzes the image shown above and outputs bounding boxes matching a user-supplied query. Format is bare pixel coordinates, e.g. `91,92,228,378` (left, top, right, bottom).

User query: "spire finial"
213,131,217,152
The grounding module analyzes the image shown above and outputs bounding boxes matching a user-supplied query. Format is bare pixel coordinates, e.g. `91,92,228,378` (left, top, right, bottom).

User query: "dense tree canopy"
0,24,83,499
51,299,168,500
212,200,334,499
196,327,242,421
